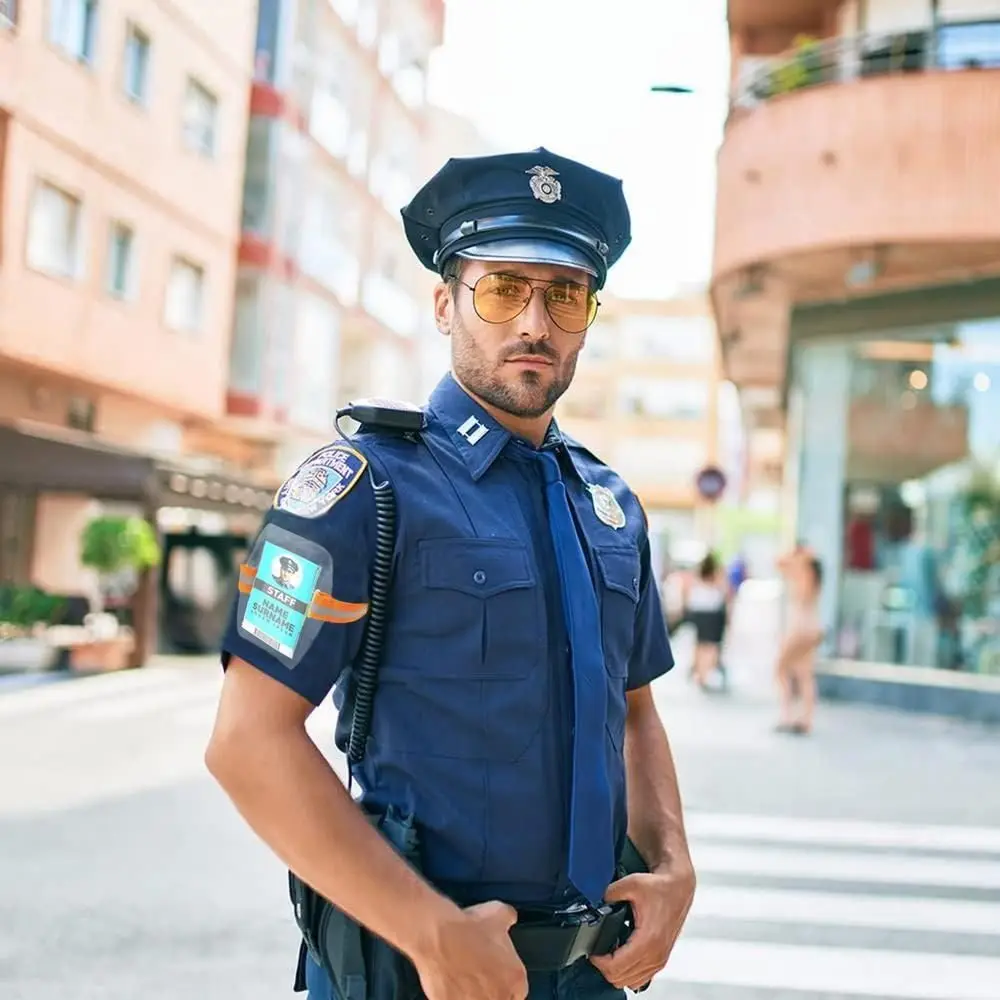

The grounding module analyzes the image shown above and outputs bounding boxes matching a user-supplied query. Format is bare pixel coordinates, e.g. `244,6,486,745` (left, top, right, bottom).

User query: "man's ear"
433,280,453,336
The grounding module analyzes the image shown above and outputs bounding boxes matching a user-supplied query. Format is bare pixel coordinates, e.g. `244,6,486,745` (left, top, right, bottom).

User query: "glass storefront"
791,316,1000,676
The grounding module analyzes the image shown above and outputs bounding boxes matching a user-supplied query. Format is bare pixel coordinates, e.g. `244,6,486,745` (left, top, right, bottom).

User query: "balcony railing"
733,20,1000,110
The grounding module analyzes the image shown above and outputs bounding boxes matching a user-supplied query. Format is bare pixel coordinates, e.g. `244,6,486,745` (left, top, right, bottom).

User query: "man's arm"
623,686,694,878
204,657,461,962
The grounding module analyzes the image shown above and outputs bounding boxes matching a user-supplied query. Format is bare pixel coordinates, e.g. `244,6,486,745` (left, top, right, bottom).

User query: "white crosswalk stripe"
654,813,1000,999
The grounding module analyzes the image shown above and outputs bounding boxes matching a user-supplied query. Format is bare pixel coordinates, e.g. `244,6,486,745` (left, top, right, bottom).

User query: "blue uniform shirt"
220,372,674,907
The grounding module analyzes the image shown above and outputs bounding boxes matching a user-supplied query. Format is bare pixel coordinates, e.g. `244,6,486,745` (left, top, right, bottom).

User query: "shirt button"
473,570,487,585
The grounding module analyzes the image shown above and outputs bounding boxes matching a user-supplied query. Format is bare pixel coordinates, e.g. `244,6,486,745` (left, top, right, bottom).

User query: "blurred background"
1,2,999,998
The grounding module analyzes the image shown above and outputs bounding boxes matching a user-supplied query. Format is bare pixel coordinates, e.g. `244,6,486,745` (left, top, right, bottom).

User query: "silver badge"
526,165,561,204
587,484,626,530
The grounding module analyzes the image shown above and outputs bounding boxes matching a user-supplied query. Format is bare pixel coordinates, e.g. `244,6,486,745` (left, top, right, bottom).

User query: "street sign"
695,465,727,502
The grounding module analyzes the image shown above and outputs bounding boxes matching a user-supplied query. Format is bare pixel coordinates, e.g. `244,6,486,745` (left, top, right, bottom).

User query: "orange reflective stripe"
238,563,257,594
307,591,369,624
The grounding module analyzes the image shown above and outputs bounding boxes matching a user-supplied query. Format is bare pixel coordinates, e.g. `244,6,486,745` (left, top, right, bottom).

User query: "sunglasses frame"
454,272,600,334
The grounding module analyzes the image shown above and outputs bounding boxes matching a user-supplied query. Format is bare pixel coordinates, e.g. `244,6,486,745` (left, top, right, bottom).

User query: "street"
2,592,999,1000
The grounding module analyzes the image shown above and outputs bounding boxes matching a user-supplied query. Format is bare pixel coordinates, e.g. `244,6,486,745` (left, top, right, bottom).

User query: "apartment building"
230,0,446,478
0,2,264,636
557,293,724,569
714,0,1000,681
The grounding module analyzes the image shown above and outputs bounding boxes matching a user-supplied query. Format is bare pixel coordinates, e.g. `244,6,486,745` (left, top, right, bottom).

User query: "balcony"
713,22,1000,385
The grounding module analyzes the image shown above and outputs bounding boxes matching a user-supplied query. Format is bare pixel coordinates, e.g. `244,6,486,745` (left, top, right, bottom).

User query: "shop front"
0,421,277,668
786,279,1000,716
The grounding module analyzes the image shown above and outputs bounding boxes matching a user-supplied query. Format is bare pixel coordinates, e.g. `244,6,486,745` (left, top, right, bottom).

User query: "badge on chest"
587,484,626,530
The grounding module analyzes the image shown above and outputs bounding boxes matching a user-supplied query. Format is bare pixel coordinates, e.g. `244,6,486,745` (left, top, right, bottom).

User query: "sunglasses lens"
471,273,598,332
473,274,532,324
545,283,598,333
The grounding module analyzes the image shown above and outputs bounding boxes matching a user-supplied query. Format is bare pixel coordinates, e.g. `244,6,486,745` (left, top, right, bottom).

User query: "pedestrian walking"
775,543,824,734
205,148,696,1000
682,552,730,690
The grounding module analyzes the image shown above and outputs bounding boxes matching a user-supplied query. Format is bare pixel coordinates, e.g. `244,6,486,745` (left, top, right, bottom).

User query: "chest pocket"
415,537,542,678
595,545,640,679
376,537,548,762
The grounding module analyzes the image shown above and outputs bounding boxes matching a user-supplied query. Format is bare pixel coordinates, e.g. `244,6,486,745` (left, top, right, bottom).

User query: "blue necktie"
538,450,614,907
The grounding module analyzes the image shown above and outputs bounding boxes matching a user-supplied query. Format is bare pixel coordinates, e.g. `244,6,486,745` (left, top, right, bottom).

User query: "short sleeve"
219,441,378,707
626,531,675,691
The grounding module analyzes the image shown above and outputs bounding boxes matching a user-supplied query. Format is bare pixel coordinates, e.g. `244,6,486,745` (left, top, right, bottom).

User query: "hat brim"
456,239,598,278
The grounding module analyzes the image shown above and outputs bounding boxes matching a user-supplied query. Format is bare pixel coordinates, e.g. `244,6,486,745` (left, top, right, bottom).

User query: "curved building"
713,0,1000,711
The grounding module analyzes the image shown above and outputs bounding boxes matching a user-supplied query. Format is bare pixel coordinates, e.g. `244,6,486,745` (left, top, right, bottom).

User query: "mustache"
501,343,558,362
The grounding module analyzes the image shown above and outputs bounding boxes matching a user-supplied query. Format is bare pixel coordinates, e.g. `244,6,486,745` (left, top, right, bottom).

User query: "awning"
154,464,276,515
0,422,157,500
0,422,278,516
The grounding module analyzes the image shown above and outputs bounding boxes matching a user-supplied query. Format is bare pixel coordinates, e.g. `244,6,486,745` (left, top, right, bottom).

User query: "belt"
508,902,632,972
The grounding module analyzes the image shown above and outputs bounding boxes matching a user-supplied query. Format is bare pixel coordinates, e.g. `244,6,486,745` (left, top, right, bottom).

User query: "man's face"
434,258,594,419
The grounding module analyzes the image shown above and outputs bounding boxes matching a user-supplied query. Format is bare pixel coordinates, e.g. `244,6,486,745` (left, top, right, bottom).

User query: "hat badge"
526,165,561,204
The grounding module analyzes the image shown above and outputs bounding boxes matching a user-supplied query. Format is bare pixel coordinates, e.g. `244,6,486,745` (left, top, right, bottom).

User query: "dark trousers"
305,951,626,1000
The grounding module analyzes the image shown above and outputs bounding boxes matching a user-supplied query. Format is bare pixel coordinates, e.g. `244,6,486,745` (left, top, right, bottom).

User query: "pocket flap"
420,538,535,598
595,546,640,602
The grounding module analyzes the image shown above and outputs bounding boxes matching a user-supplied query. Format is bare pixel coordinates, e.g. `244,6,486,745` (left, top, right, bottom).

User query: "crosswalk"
2,665,999,999
655,813,1000,1000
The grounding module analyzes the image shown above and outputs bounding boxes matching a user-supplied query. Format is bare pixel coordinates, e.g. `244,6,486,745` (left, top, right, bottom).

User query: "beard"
450,309,579,419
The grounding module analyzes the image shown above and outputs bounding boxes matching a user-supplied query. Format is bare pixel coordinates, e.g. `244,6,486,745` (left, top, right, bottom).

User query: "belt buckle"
561,903,614,966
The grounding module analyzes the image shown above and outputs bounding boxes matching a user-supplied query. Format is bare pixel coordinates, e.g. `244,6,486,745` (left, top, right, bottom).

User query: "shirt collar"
428,372,582,483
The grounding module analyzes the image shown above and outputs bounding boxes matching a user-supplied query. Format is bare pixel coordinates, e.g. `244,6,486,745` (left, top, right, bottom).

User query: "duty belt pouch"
289,805,423,1000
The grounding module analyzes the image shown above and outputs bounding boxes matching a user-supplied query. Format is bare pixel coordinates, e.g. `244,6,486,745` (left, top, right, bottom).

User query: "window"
620,315,716,364
619,377,711,421
123,23,150,103
49,0,98,63
181,77,218,156
106,221,135,298
1,1,17,30
164,257,205,332
242,117,278,236
614,438,707,487
26,180,83,279
229,277,266,395
288,293,339,431
299,175,361,304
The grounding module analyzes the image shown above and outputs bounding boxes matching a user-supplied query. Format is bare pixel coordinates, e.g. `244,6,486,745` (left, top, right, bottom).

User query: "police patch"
273,444,368,518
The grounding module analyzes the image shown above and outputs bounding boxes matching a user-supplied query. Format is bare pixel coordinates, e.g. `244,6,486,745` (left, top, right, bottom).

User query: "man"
205,148,696,1000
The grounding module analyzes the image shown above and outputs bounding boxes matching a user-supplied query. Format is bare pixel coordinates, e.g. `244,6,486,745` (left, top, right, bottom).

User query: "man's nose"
517,287,551,340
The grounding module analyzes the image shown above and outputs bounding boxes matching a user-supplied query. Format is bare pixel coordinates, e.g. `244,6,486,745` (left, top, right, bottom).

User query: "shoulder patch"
273,443,368,519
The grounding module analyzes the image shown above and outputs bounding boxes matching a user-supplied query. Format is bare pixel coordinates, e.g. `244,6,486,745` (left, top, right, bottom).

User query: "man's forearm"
206,726,459,961
623,688,693,875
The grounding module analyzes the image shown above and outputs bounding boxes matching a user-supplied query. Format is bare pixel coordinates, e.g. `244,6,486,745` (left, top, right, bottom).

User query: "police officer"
206,148,696,1000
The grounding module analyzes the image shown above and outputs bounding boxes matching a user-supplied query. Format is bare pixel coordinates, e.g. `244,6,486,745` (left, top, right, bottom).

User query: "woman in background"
683,552,730,689
776,543,824,734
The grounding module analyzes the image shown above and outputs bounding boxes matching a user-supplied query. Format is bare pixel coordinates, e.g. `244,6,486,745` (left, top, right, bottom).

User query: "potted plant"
75,515,161,671
0,585,65,673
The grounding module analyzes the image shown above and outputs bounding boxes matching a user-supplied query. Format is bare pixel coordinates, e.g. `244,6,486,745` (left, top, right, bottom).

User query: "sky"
425,0,731,301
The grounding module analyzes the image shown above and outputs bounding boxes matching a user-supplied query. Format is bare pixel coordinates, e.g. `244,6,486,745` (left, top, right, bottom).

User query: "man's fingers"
590,938,647,988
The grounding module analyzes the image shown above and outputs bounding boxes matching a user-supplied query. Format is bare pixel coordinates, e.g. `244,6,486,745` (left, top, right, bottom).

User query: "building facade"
0,0,268,655
557,293,725,574
714,0,1000,681
231,0,446,479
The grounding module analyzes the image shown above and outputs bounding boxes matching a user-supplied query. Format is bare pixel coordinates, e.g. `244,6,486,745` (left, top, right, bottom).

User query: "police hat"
401,148,631,290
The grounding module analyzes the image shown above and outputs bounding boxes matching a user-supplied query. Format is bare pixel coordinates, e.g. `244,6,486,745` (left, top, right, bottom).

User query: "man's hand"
590,864,696,991
411,900,528,1000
